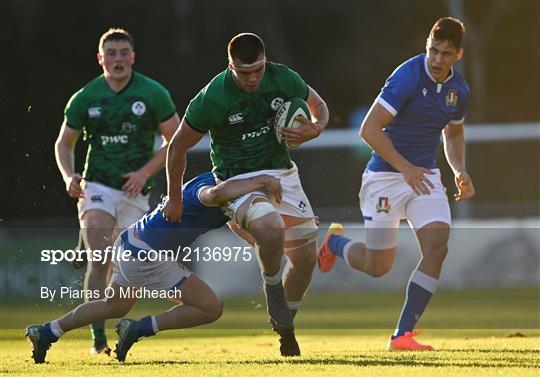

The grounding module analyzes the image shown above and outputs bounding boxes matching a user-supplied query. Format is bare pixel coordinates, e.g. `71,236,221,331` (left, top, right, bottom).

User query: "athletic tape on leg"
284,218,318,242
244,201,277,228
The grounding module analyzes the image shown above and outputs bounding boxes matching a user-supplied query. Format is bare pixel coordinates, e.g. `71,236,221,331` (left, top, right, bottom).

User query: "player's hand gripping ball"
274,98,312,149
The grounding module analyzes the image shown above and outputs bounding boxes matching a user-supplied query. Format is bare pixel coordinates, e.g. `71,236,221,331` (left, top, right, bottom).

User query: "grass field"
1,288,539,376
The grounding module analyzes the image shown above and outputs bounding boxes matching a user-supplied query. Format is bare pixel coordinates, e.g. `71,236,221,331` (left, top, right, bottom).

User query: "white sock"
262,270,282,285
150,315,159,333
342,240,355,267
287,301,301,311
410,270,439,293
50,320,65,338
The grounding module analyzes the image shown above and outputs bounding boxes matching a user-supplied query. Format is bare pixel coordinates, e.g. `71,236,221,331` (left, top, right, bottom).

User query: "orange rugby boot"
387,331,434,351
317,222,344,273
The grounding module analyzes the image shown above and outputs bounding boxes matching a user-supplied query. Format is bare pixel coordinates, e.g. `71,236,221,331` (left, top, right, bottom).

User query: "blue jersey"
367,54,470,172
133,172,228,251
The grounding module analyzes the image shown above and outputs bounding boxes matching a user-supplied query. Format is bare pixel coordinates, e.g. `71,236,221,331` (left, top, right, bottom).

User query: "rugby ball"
274,98,311,149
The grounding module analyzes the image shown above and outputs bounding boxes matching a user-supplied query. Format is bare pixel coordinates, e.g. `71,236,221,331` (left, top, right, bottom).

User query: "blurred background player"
317,17,475,350
162,33,329,356
26,172,282,364
54,28,180,354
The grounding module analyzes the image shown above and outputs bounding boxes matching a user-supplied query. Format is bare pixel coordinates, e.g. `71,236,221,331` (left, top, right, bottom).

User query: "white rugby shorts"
224,162,315,224
110,225,191,290
359,169,451,250
77,181,149,229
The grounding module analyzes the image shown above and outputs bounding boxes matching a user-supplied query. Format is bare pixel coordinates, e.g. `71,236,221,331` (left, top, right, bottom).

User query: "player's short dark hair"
228,33,265,63
429,17,465,50
99,28,134,52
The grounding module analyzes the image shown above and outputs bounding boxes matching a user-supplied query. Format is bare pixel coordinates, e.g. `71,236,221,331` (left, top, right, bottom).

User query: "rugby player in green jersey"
54,28,180,354
163,33,329,356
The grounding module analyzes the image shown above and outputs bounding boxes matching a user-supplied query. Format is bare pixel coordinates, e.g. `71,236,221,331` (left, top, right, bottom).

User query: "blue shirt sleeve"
451,87,469,124
377,60,418,116
182,172,217,208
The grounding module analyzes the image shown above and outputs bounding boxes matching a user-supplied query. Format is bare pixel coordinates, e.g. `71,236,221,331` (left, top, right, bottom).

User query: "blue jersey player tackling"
26,172,281,363
318,17,475,350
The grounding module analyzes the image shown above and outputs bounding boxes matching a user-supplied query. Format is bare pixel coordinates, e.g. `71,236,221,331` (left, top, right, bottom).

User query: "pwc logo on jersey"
271,97,284,111
131,101,146,116
445,89,458,107
101,135,128,146
228,113,244,125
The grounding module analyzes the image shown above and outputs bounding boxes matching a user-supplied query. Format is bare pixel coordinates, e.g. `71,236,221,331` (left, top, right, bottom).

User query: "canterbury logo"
228,113,244,124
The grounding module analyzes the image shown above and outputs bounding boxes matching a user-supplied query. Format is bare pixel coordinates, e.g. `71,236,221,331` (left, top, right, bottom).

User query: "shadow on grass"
113,353,539,369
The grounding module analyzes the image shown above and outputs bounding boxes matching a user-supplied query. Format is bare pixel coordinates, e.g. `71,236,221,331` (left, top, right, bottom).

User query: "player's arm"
162,118,204,222
199,175,282,207
442,122,475,201
306,86,329,134
122,113,180,197
202,175,282,247
54,123,83,198
360,102,435,195
282,86,329,146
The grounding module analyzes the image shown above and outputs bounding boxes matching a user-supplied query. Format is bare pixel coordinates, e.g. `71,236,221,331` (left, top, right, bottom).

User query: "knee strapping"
284,218,318,249
244,201,278,229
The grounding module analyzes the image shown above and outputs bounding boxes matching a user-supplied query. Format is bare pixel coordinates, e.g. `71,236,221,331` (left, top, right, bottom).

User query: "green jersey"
64,71,176,193
185,62,308,179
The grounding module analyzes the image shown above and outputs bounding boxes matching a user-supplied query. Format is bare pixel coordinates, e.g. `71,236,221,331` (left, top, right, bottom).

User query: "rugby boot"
270,318,300,357
387,331,434,351
317,222,345,272
114,318,141,362
90,341,112,355
26,323,58,363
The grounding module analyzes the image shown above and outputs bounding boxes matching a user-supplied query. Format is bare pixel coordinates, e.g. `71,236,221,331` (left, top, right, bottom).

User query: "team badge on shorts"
376,197,391,213
445,89,458,107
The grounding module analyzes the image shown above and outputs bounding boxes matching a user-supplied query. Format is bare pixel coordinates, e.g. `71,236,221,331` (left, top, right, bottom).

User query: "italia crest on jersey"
376,197,391,213
445,89,458,107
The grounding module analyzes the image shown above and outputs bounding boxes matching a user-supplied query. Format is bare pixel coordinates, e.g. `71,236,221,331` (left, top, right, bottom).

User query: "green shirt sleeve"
64,90,86,130
185,87,218,134
152,85,176,123
285,67,308,100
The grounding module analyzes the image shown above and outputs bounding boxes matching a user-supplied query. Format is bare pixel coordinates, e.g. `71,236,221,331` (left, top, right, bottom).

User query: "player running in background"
318,17,475,350
54,28,180,354
26,172,282,364
163,33,329,356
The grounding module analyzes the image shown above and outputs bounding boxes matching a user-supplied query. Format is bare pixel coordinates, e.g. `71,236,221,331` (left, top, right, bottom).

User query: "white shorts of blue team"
359,169,451,250
77,181,149,229
110,225,191,290
224,161,315,223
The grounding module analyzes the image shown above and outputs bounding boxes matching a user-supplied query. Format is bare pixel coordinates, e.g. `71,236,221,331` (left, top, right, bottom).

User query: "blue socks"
328,235,352,258
393,270,438,339
137,316,157,338
42,322,59,343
